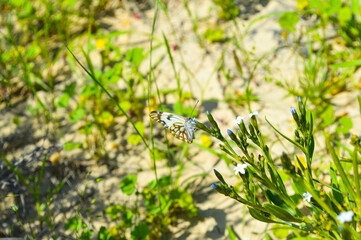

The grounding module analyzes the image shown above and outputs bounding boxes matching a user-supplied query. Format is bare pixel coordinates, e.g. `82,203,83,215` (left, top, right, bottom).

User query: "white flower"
233,163,248,175
337,211,354,224
248,111,259,118
233,116,246,126
302,192,312,203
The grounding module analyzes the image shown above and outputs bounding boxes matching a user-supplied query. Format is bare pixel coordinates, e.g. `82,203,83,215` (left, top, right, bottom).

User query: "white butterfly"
150,111,198,143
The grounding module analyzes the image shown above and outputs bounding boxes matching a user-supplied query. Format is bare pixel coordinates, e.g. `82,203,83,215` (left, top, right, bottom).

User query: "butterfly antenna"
190,99,199,118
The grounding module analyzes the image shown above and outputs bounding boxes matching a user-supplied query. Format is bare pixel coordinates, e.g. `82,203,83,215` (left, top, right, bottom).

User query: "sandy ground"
2,0,361,239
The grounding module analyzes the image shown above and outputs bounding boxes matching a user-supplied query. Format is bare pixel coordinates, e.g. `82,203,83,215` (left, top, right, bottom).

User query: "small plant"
212,0,240,21
276,0,360,126
104,174,198,239
196,97,361,239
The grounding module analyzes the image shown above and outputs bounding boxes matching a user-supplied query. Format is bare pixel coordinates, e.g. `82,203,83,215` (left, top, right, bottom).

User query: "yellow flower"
50,152,60,164
296,0,308,10
96,38,107,49
79,95,86,102
149,97,158,112
200,134,213,148
107,226,120,237
123,19,130,26
97,111,114,128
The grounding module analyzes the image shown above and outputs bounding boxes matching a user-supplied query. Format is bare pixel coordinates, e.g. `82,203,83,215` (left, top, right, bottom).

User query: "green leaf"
278,12,299,32
319,104,334,128
172,189,198,217
173,101,183,115
248,207,280,223
203,27,225,43
125,47,145,66
278,170,290,182
69,108,85,122
65,217,83,232
17,1,33,18
214,169,227,185
119,101,131,113
327,0,342,15
157,175,172,188
338,6,352,24
80,229,94,239
127,134,142,145
131,223,149,239
267,164,287,195
82,84,98,98
123,210,134,227
135,121,145,136
330,59,361,68
292,179,306,195
10,0,26,7
79,122,93,135
330,167,344,205
64,82,77,96
308,135,314,159
106,205,124,220
98,226,113,240
159,193,171,214
64,141,82,151
64,0,77,8
227,226,236,240
120,174,137,196
265,190,289,209
351,0,359,14
153,148,166,161
271,224,289,239
263,203,302,222
25,43,41,59
13,115,20,125
336,116,352,134
290,237,319,240
57,93,70,108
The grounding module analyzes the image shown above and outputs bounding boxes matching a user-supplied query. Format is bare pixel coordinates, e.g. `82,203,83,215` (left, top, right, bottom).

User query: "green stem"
353,144,361,204
326,138,356,201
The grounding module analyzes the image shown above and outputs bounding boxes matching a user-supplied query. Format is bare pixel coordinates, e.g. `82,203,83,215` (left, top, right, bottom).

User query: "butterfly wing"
150,111,186,129
169,122,193,143
150,111,194,143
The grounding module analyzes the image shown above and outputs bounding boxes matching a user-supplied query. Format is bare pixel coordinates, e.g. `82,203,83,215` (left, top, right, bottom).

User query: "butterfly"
150,111,198,143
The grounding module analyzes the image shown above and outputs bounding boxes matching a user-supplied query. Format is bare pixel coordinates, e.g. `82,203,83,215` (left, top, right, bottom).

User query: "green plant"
276,0,360,128
212,0,240,21
62,30,153,159
103,174,198,239
196,97,361,239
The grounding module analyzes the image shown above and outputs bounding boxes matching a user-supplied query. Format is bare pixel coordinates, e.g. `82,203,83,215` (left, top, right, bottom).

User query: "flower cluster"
233,111,259,126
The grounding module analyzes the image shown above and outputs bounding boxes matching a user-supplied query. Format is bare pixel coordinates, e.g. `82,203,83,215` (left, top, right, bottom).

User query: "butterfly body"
150,111,198,143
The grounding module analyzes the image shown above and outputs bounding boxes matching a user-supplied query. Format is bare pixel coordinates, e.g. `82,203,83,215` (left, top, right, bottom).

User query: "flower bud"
214,169,227,185
227,129,239,144
207,111,219,130
290,107,300,126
